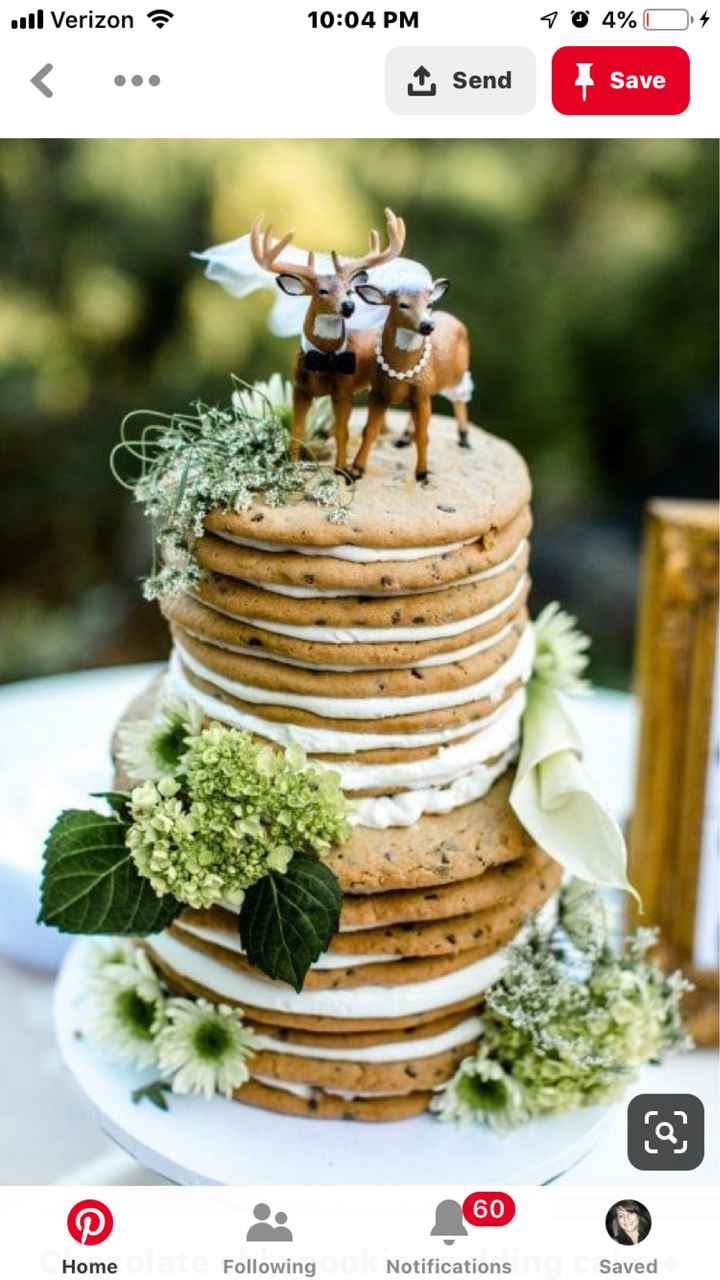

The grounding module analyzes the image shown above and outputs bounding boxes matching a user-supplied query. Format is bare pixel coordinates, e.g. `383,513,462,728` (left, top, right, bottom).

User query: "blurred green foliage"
0,139,717,686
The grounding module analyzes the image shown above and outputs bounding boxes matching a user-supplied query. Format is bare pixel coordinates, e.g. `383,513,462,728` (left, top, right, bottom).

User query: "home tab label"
552,45,690,114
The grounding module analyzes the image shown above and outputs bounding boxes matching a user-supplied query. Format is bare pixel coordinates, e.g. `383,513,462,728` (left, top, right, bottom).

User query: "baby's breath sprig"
110,378,352,600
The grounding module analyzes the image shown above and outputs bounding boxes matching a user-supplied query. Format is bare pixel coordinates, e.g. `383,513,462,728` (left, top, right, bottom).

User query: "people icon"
273,1212,292,1242
246,1203,294,1243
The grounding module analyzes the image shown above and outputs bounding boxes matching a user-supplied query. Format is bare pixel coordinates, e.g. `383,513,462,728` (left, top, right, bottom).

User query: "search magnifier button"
655,1121,677,1142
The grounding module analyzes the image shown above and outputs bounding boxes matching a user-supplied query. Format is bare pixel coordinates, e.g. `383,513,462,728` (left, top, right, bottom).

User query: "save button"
552,45,690,115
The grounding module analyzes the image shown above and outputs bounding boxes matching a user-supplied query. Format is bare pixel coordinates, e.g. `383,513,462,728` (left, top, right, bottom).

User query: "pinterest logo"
67,1200,114,1246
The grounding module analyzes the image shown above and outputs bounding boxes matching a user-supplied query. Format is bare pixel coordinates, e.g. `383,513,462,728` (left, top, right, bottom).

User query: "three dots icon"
114,74,161,87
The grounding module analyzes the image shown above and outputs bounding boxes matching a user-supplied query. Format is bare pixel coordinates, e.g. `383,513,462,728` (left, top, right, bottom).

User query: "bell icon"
430,1199,467,1245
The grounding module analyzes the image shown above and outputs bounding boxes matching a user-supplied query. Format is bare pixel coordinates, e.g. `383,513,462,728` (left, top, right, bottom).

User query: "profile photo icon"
605,1200,652,1247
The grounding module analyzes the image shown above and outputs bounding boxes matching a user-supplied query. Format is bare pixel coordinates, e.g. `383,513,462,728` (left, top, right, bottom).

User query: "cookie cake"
41,208,687,1135
125,413,560,1120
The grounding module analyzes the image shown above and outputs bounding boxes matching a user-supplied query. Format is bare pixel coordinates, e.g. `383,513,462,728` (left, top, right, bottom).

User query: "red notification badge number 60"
462,1192,516,1227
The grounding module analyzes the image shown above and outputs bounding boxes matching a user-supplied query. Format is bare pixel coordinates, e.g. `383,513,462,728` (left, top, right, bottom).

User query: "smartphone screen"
0,2,718,1276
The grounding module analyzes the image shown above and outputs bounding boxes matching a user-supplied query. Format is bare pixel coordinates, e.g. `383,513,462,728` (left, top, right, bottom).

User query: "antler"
334,207,406,280
250,217,318,285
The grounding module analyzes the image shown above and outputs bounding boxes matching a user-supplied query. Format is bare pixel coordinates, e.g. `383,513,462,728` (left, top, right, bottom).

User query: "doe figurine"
351,268,473,482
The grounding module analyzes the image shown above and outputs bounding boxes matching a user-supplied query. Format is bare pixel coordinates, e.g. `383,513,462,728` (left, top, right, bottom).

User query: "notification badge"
552,45,690,113
462,1191,516,1227
67,1200,114,1247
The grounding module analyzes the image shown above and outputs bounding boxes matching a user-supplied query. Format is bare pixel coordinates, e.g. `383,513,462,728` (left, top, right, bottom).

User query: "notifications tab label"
552,45,690,114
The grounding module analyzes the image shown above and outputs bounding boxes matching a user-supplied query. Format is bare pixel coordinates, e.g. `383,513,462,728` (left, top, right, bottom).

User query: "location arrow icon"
541,11,559,28
31,63,54,97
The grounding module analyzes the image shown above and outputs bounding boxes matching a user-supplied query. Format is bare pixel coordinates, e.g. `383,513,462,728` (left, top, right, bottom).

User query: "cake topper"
351,271,473,482
248,209,406,471
194,209,476,482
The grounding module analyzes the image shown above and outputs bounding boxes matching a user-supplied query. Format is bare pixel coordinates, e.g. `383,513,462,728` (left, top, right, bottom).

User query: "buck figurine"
249,209,406,471
350,268,473,482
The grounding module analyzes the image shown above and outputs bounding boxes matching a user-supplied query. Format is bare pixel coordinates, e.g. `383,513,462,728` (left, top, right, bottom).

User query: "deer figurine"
350,270,473,483
249,209,406,472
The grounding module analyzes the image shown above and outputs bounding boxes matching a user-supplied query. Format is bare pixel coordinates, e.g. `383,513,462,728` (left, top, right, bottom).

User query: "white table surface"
0,664,716,1186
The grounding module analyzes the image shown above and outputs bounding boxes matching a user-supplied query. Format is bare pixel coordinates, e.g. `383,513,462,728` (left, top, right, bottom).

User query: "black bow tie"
303,349,357,375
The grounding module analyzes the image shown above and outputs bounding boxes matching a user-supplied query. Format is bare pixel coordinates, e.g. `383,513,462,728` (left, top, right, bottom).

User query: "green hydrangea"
433,883,692,1130
126,726,351,909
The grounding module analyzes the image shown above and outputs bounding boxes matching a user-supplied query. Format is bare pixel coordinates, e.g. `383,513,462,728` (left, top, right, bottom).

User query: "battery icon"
643,7,691,27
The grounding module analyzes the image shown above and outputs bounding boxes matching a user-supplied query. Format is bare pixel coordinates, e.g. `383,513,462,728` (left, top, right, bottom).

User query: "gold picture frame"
629,500,719,1045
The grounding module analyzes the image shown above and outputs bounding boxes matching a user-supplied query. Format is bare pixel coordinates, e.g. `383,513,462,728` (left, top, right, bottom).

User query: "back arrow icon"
31,63,54,98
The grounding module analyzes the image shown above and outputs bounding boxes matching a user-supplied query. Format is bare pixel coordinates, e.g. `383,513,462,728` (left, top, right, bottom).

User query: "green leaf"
91,791,133,822
38,809,183,936
131,1079,172,1111
239,854,341,992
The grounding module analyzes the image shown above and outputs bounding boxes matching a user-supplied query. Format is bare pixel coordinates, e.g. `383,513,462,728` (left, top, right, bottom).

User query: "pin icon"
67,1200,114,1246
574,62,595,101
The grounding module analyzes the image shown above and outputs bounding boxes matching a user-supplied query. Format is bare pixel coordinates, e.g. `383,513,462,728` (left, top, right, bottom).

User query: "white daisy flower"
232,375,332,444
560,878,609,957
432,1051,527,1132
88,938,138,973
117,693,203,782
157,997,258,1100
88,941,166,1005
232,373,293,424
532,602,591,693
85,946,167,1068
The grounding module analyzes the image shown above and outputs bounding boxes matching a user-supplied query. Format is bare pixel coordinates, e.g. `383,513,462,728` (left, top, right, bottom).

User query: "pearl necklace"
375,335,432,381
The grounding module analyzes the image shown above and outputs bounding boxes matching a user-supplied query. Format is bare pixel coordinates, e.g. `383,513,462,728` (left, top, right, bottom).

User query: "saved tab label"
552,45,690,115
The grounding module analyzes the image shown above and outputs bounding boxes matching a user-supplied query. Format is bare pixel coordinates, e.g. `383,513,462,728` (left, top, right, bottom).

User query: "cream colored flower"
560,878,608,955
533,602,591,693
85,944,166,1068
157,997,258,1099
117,694,203,782
432,1051,527,1131
88,940,165,1005
232,373,293,423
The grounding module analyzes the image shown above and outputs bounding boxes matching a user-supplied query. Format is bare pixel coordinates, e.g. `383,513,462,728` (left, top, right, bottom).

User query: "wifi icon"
147,8,173,28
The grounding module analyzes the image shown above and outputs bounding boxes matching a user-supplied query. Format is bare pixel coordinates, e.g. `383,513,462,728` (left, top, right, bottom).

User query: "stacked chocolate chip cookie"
127,414,561,1121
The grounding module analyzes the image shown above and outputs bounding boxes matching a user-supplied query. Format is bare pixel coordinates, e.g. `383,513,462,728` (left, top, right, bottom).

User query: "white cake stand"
56,940,619,1187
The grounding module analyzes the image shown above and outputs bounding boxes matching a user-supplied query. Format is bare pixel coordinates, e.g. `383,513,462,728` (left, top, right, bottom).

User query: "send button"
386,47,536,115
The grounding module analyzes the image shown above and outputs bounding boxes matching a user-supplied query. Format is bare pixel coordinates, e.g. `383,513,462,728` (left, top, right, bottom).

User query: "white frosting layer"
237,541,527,599
251,1076,414,1101
150,897,557,1019
173,623,534,721
181,620,515,674
334,690,524,791
253,1015,482,1064
351,747,517,829
252,1075,315,1100
202,574,528,644
170,687,521,824
213,533,476,563
179,922,396,969
168,653,524,752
